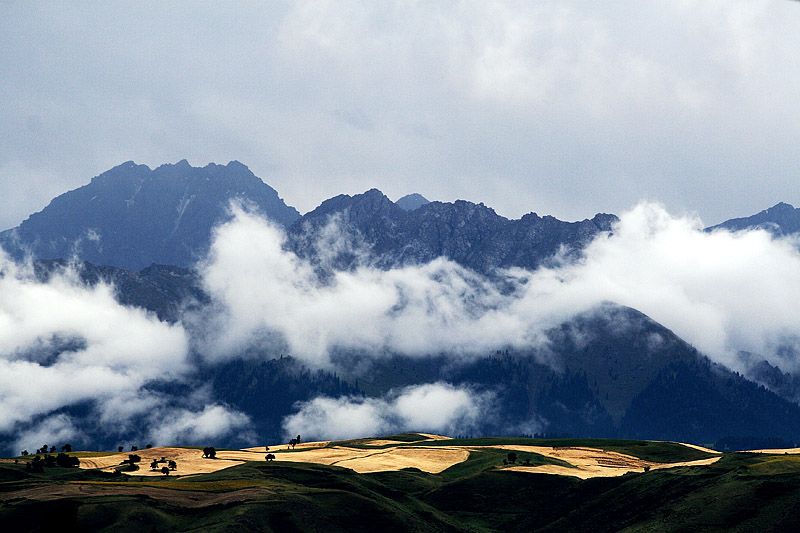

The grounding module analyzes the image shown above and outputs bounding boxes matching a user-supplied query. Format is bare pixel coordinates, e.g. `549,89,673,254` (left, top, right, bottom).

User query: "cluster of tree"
22,443,73,456
202,447,216,459
25,452,80,472
116,454,141,472
501,452,533,466
149,457,177,476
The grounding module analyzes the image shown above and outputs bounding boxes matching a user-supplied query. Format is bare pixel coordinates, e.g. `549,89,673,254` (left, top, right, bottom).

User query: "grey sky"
2,0,799,231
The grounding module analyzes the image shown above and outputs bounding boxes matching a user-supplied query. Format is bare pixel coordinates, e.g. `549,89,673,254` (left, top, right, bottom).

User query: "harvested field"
416,434,450,440
745,448,800,454
675,442,721,454
331,446,469,473
360,439,409,447
74,439,721,479
498,445,720,478
78,447,243,477
241,440,330,453
222,445,469,474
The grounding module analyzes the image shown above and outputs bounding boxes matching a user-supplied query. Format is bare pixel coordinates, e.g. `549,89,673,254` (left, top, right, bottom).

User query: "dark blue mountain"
707,202,800,236
289,189,618,273
346,304,800,444
1,162,615,274
0,160,300,269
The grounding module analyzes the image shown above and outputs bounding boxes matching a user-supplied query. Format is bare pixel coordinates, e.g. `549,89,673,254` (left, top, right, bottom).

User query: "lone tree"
168,460,177,471
61,444,72,453
118,446,124,453
202,447,217,459
20,450,28,456
160,466,170,476
507,452,518,464
150,460,159,471
265,453,276,462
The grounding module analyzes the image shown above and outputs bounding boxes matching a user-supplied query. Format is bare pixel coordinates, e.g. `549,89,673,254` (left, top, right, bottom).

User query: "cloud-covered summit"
199,201,800,375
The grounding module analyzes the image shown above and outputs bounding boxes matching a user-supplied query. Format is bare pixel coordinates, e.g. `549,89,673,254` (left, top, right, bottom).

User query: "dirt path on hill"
0,482,273,507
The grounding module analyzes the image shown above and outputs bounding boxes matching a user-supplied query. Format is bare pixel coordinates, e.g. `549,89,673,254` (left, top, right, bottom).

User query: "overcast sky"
2,1,799,230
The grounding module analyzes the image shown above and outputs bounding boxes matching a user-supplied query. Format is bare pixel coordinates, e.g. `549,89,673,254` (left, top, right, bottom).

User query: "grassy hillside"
0,438,798,532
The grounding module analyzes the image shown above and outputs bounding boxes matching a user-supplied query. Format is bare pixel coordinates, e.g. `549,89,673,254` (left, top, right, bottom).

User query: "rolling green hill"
1,437,799,532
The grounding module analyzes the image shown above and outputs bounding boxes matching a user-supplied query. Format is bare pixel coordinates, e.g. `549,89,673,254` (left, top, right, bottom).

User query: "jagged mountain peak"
765,202,795,213
0,161,300,269
707,202,800,236
289,189,616,273
304,188,398,219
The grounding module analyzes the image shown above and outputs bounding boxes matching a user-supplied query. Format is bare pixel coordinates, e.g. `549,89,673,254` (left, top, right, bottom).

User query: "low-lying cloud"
523,204,800,373
0,255,249,453
282,382,494,441
197,206,524,365
200,203,800,374
7,198,800,452
147,404,252,447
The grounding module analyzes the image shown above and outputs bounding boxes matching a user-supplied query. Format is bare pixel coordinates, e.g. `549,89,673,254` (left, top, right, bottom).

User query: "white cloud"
0,256,191,432
147,404,252,446
196,205,529,366
0,253,252,452
282,382,493,441
199,202,800,375
392,382,490,432
13,414,80,455
514,202,800,372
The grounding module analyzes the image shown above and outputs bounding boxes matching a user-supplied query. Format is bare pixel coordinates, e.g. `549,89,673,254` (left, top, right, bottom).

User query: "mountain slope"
347,304,800,444
0,160,300,269
707,202,800,236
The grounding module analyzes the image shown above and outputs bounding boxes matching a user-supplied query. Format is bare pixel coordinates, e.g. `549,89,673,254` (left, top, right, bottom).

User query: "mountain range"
4,160,800,449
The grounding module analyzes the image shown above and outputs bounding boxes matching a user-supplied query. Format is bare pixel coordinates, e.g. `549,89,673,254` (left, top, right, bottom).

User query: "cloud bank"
200,203,800,374
282,382,493,441
0,255,249,453
7,196,800,451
